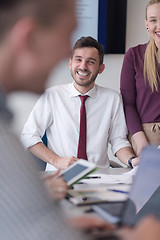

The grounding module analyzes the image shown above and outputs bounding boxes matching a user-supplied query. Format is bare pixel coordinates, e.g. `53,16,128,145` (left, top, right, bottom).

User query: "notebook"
92,145,160,226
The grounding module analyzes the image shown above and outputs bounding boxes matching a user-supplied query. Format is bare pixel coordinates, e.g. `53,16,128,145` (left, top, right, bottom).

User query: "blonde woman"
120,0,160,158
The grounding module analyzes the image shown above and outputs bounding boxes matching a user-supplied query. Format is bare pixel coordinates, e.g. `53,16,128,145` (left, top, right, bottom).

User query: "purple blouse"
120,43,160,136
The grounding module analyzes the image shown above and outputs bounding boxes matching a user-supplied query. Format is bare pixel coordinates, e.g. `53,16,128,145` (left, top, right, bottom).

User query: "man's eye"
89,61,95,64
150,19,157,22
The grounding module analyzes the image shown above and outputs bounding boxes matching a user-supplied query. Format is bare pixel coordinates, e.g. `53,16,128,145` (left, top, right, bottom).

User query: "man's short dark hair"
72,36,104,65
0,0,67,40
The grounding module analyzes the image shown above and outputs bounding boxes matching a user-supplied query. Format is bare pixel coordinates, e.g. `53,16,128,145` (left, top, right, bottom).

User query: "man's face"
14,0,76,93
69,47,104,93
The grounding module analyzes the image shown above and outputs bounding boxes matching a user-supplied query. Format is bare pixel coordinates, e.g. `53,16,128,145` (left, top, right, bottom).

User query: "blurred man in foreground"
0,0,160,239
0,0,87,239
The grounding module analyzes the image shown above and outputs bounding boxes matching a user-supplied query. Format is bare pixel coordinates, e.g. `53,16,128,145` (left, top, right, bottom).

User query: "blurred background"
8,0,148,164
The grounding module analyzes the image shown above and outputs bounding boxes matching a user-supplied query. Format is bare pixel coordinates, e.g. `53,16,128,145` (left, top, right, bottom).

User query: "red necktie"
77,95,89,160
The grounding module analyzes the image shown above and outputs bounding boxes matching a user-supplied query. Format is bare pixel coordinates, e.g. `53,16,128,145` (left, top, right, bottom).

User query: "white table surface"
60,167,131,218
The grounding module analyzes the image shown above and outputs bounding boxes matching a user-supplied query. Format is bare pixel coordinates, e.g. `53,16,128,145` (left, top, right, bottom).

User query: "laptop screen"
93,146,160,226
121,145,160,226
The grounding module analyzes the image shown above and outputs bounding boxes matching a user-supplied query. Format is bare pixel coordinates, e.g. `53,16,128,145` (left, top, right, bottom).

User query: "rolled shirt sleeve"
108,93,131,155
21,89,53,149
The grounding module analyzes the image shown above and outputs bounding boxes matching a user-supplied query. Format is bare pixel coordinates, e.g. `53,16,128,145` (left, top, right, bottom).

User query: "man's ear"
9,17,37,55
69,58,72,69
99,63,105,74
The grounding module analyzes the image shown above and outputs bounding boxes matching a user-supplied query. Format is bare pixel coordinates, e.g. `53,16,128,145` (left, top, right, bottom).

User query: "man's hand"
69,215,115,232
30,143,78,169
42,170,68,200
117,216,160,240
54,156,79,170
116,146,139,167
30,143,79,169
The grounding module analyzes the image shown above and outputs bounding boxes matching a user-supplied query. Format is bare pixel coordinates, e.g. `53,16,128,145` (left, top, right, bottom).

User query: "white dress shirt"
21,83,130,170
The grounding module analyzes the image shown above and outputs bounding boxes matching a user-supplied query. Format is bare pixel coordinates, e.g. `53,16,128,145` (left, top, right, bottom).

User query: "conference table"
60,167,131,219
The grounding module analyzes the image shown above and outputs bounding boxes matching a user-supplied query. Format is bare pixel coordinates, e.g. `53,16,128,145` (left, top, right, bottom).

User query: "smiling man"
70,46,104,92
21,36,139,171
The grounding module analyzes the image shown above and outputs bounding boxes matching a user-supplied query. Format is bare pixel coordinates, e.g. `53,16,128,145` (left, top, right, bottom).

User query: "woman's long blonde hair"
144,0,160,91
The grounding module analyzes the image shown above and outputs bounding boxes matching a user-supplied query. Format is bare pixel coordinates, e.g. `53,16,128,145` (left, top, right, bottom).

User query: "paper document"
74,183,131,192
79,166,138,185
67,186,129,205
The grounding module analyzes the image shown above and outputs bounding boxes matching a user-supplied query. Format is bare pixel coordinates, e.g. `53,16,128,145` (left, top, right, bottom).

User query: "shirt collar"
69,82,97,98
0,87,13,121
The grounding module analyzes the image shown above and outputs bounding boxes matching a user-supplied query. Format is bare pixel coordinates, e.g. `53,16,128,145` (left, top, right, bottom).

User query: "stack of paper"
67,184,131,206
78,166,138,185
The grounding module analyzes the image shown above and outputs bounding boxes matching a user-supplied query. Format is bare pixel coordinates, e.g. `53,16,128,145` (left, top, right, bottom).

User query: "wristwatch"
128,156,136,169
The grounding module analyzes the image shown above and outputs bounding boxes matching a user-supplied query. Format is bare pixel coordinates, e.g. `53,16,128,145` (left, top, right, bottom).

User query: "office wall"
8,0,149,162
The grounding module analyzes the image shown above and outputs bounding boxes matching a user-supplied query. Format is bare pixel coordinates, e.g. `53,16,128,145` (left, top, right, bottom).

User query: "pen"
85,176,101,179
108,189,129,194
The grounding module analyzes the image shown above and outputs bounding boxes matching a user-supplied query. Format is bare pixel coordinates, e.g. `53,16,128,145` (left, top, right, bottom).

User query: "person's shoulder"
44,83,71,95
123,43,148,63
126,43,147,55
96,85,120,97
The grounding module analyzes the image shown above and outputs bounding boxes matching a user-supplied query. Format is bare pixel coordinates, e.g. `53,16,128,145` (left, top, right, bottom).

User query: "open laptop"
92,145,160,226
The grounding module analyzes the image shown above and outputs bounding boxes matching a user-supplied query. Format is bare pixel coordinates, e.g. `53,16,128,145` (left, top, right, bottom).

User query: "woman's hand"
132,131,148,156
